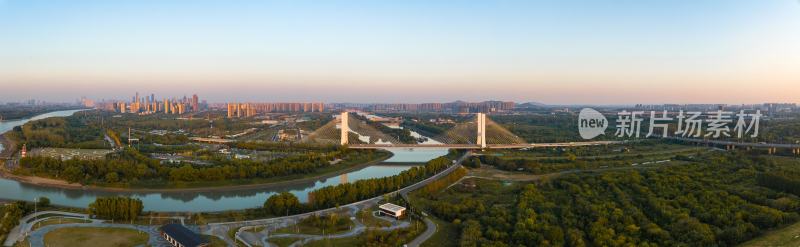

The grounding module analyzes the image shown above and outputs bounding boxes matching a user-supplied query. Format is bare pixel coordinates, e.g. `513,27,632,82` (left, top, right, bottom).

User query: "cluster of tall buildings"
226,102,326,118
80,97,95,108
331,101,516,113
104,93,204,115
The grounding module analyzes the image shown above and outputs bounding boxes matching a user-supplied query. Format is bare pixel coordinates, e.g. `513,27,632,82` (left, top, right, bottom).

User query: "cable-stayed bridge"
303,112,622,149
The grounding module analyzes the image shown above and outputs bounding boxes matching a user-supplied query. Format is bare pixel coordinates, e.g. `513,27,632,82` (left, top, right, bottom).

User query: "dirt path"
0,172,86,189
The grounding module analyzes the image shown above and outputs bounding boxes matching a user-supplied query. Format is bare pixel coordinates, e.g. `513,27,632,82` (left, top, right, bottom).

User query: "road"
665,136,800,148
26,223,171,247
206,151,471,246
400,152,471,247
407,218,436,247
248,205,412,247
3,211,92,246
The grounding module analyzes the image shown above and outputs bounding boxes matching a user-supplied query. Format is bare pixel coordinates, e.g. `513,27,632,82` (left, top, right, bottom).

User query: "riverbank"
0,152,394,194
0,133,16,159
0,107,85,122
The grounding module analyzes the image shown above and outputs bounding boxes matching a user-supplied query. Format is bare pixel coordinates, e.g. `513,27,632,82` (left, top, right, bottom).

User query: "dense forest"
9,112,108,149
472,142,703,175
0,200,48,243
415,152,800,246
15,147,386,186
87,197,143,221
756,167,800,197
0,202,27,243
489,113,586,143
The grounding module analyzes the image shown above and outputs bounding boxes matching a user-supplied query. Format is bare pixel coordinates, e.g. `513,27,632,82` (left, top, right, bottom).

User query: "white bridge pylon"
340,111,349,146
476,113,487,149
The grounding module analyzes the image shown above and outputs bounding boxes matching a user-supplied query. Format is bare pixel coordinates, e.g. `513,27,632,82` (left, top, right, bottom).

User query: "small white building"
378,203,406,219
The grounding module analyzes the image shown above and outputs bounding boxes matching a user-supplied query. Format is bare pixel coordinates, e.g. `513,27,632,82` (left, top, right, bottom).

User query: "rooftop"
379,203,406,213
162,224,208,247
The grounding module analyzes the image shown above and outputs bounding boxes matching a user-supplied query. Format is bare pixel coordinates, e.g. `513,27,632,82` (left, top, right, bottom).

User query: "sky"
1,0,799,104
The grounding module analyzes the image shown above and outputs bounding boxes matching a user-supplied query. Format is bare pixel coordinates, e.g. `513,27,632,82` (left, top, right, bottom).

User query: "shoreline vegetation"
0,133,16,159
0,150,392,193
0,153,392,193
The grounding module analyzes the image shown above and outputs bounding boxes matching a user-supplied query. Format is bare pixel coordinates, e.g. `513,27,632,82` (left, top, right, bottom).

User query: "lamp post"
33,197,38,228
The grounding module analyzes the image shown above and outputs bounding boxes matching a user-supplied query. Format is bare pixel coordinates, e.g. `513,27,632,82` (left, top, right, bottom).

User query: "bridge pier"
768,147,777,155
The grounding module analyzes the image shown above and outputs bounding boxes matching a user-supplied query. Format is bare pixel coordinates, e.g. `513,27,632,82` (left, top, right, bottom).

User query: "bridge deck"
348,141,623,149
348,139,800,149
666,137,800,148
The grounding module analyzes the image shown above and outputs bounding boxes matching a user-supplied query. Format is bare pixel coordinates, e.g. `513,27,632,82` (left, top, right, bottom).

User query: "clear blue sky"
1,0,799,104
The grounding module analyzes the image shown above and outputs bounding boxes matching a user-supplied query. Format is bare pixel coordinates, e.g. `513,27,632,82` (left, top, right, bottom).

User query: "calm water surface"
0,110,447,211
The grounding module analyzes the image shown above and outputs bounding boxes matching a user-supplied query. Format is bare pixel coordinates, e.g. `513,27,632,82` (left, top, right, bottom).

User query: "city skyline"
1,0,799,104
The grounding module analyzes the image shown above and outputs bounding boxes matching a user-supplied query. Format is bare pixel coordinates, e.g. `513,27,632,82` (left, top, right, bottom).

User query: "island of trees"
14,147,388,188
263,154,455,215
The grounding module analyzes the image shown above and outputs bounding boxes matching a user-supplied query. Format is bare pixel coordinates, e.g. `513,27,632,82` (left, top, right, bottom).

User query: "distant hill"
517,102,548,108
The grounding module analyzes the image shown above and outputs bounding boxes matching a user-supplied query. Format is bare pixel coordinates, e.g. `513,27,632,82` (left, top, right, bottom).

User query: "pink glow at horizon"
1,0,799,104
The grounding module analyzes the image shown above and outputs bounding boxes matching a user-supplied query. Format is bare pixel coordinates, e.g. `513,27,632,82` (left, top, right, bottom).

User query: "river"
0,110,447,212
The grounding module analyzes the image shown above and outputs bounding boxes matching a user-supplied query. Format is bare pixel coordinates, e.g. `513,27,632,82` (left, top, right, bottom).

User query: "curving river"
0,110,447,212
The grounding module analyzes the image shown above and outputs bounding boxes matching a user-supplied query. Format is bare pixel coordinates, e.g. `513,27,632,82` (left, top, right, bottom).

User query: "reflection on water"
0,110,449,212
0,109,88,135
0,161,435,212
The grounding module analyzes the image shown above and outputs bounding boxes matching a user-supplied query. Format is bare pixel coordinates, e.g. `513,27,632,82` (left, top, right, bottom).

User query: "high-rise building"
192,94,199,112
164,99,171,114
230,103,236,118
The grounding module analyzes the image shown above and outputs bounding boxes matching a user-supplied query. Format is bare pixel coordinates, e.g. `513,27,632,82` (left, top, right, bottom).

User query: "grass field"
202,234,228,247
303,236,360,247
43,227,148,247
267,237,303,247
356,207,391,228
421,217,458,247
272,218,354,236
741,221,800,247
303,222,425,247
29,148,113,160
30,217,91,231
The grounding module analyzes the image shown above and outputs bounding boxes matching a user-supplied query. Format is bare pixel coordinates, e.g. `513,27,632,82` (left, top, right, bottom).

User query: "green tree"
264,192,301,216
